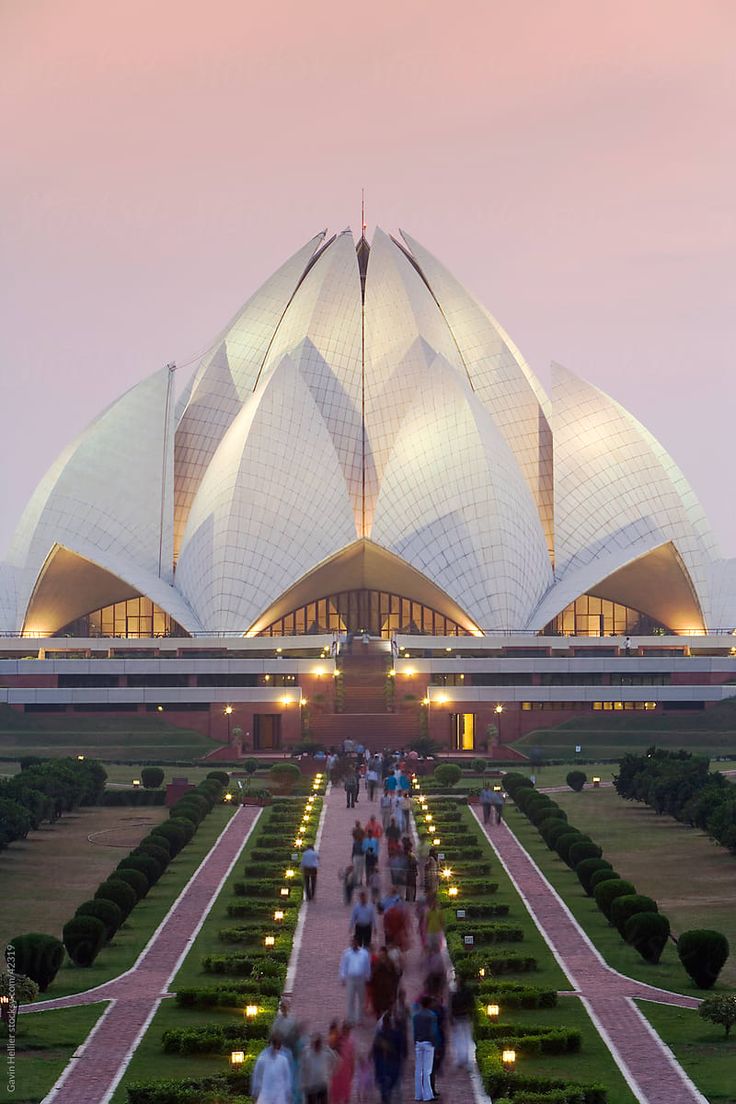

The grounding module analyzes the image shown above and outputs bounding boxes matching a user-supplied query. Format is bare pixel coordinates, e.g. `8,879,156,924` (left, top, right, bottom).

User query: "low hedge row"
476,982,557,1009
161,1023,268,1055
475,1023,582,1054
127,1072,252,1104
175,987,278,1012
476,1042,606,1104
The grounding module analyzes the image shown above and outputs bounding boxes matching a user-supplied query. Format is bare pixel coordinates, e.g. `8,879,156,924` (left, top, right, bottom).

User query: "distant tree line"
614,747,736,852
0,756,107,849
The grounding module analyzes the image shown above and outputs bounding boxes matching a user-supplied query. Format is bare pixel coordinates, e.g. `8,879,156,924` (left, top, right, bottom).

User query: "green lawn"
637,1002,736,1104
428,803,638,1103
0,1003,107,1104
48,806,236,998
506,805,725,995
548,788,736,988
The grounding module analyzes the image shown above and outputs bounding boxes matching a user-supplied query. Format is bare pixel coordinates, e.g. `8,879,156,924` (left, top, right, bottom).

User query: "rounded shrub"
541,820,573,848
244,758,258,775
113,867,150,900
170,804,203,828
62,915,106,967
207,770,230,785
432,764,463,789
555,831,589,865
140,766,165,789
118,853,163,885
169,816,196,844
75,898,123,941
6,933,64,992
590,867,621,891
576,858,613,896
625,912,671,964
513,787,539,813
566,770,587,792
144,832,172,857
593,879,637,921
569,840,603,868
471,758,488,774
526,799,557,826
610,894,658,938
677,930,730,989
95,878,138,918
153,821,187,855
502,772,534,796
134,841,170,870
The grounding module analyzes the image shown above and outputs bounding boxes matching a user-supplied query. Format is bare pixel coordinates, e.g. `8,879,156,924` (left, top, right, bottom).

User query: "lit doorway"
452,713,475,751
253,714,282,750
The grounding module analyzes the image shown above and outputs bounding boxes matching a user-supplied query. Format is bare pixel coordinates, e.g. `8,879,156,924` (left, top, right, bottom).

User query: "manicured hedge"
95,878,138,918
75,898,124,941
161,1024,267,1055
610,895,658,938
677,929,730,988
62,916,107,967
624,912,671,964
175,987,278,1012
113,867,150,901
127,1072,253,1104
5,933,64,992
476,982,558,1009
575,859,612,896
568,841,603,868
593,879,636,921
589,868,621,891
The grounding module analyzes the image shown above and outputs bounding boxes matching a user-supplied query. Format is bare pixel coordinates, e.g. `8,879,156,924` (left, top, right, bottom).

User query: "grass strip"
636,1001,736,1104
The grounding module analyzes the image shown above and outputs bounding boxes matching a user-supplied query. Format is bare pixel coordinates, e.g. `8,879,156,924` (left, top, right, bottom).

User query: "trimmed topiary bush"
75,898,124,941
141,766,165,789
152,821,187,856
432,764,463,789
169,816,196,844
590,867,621,891
62,915,107,967
95,878,138,918
677,930,730,989
134,842,170,870
6,933,64,992
118,853,163,885
568,840,603,868
206,771,230,785
113,867,150,900
624,912,671,964
145,832,172,857
593,879,637,921
555,831,589,865
575,858,613,896
540,820,573,848
566,770,587,792
610,894,658,938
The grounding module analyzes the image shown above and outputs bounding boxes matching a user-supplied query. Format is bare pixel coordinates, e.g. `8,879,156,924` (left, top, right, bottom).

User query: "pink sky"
1,0,735,555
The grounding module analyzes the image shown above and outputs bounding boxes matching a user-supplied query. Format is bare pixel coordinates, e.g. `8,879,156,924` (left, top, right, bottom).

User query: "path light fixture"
433,837,441,846
502,1048,516,1069
486,1003,500,1018
264,935,275,947
284,868,295,879
132,779,140,788
76,754,85,761
245,1005,259,1018
493,785,502,793
230,1051,245,1066
280,887,290,897
273,910,284,922
441,867,453,880
592,776,601,788
478,967,486,978
224,792,233,803
448,885,459,898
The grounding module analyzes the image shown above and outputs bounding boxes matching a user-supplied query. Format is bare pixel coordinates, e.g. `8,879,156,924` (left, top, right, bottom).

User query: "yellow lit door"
453,713,475,750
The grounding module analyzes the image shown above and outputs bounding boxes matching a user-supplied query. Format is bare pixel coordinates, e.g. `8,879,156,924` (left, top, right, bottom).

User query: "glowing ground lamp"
285,868,296,879
132,779,141,788
280,887,290,897
433,837,441,846
230,1051,245,1066
224,792,233,803
486,1003,500,1018
441,867,453,880
273,910,285,922
264,935,276,948
478,967,486,978
502,1049,516,1069
245,1004,259,1018
592,776,602,788
448,886,459,898
76,754,85,761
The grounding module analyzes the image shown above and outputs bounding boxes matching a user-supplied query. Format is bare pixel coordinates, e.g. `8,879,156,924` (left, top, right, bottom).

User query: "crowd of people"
251,749,477,1104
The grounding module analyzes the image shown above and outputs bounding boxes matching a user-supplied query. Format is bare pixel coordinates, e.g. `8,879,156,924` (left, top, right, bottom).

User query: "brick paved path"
36,806,261,1104
288,784,480,1103
472,809,706,1104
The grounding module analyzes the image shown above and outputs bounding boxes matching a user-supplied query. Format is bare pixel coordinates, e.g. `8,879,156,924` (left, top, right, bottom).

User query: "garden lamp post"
224,704,233,742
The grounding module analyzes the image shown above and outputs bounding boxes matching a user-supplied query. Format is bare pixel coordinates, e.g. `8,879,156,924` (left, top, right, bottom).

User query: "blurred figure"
450,980,476,1070
372,1011,405,1104
251,1035,292,1104
330,1022,356,1104
300,1033,337,1104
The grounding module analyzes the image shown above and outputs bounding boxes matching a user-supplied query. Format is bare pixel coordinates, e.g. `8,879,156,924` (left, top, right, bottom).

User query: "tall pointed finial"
361,187,366,239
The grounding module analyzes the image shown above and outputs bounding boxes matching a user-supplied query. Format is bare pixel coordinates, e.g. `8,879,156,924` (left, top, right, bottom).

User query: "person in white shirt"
251,1036,292,1104
338,936,372,1025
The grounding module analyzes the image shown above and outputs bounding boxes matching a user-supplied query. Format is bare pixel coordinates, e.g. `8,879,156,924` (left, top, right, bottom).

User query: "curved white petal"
400,231,553,554
7,365,176,623
552,362,716,624
372,356,552,631
176,354,358,632
174,232,325,553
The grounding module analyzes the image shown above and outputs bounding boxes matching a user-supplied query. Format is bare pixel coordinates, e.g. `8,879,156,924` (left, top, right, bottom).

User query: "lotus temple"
1,227,735,754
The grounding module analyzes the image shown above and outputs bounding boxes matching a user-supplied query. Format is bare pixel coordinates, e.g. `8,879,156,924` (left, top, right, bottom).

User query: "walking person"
369,945,401,1018
479,783,493,825
362,828,379,883
300,1033,337,1104
405,847,418,902
344,771,359,808
493,787,506,825
350,889,376,947
413,995,438,1101
300,843,319,901
429,993,447,1098
339,863,356,906
352,820,366,885
251,1036,292,1104
339,939,371,1025
450,980,475,1070
380,789,394,830
372,1012,405,1104
330,1022,356,1104
366,764,379,801
400,790,412,834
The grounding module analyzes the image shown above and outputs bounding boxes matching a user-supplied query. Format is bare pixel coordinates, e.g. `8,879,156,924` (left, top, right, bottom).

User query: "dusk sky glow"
2,0,734,554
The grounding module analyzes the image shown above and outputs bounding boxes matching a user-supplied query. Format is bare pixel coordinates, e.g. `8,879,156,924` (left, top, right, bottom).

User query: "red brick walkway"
288,784,479,1103
35,806,261,1104
472,810,706,1104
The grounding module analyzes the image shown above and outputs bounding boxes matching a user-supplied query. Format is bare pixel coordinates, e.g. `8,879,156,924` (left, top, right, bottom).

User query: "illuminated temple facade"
1,227,734,751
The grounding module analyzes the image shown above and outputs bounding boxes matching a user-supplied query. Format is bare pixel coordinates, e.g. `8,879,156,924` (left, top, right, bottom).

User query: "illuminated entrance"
258,589,470,639
452,713,475,751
